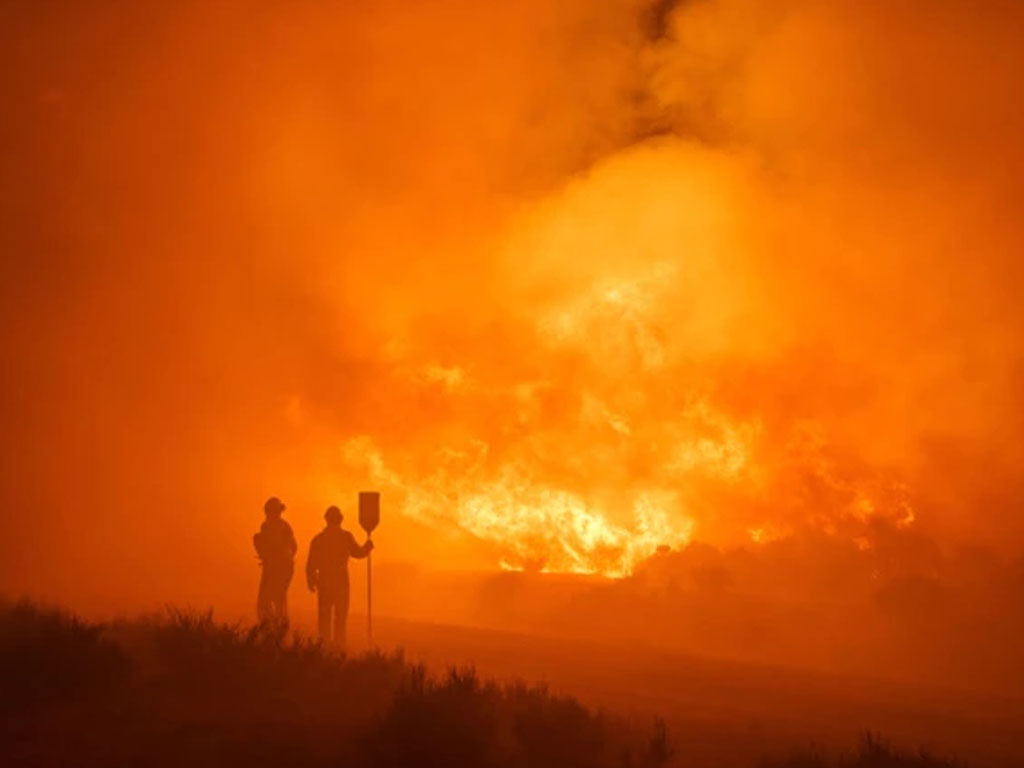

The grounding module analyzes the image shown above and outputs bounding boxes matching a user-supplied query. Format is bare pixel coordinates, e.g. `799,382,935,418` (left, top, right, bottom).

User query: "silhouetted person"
306,505,373,648
253,496,297,625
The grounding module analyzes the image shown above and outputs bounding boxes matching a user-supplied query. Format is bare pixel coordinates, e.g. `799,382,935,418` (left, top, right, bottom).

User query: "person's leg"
279,564,293,626
317,591,332,642
336,583,350,651
257,570,272,622
278,587,289,626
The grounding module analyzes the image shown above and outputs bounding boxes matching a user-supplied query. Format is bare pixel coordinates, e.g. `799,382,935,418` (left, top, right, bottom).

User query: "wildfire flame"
344,432,695,577
331,142,921,577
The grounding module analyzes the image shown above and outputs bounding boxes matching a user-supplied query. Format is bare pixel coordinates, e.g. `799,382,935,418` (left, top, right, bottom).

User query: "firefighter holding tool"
305,504,373,648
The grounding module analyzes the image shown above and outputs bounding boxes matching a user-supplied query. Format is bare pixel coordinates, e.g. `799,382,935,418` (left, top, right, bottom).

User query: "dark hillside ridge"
0,601,964,768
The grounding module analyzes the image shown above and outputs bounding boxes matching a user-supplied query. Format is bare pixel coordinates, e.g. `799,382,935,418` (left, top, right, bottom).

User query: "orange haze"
2,0,1024,688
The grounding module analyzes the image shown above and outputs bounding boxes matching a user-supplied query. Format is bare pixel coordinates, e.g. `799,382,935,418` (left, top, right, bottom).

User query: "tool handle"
366,535,373,648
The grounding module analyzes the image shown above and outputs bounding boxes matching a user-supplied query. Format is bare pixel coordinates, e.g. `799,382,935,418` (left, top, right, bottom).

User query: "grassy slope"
0,601,963,768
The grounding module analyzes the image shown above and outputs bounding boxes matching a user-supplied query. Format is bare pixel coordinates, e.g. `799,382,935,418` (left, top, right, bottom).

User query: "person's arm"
348,531,374,559
305,538,318,592
286,522,298,558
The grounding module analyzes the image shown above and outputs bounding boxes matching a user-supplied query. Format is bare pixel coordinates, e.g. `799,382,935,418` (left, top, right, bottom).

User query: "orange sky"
2,0,1024,620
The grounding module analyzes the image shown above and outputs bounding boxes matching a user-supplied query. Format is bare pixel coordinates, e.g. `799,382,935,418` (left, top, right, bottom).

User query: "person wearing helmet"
305,505,373,647
253,496,297,625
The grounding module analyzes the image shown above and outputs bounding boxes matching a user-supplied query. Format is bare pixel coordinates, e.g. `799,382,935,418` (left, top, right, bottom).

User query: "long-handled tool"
358,491,380,648
366,532,373,646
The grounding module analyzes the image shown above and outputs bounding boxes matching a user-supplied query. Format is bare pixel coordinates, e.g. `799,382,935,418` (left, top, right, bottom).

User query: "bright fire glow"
326,135,929,577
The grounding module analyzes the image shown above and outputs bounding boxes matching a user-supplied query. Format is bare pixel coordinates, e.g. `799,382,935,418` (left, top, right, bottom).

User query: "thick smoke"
326,0,1024,567
2,0,1023,683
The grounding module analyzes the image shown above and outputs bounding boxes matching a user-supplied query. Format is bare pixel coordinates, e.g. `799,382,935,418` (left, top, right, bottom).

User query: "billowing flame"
332,157,917,577
257,0,1022,579
343,436,696,577
329,140,928,577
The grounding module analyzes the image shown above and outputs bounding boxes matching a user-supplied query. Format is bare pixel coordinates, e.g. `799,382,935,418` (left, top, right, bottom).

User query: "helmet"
324,505,343,524
264,496,286,515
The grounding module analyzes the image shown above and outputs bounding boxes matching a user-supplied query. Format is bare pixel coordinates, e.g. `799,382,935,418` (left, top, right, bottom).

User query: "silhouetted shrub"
364,667,641,768
0,601,668,768
0,599,129,712
763,732,962,768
